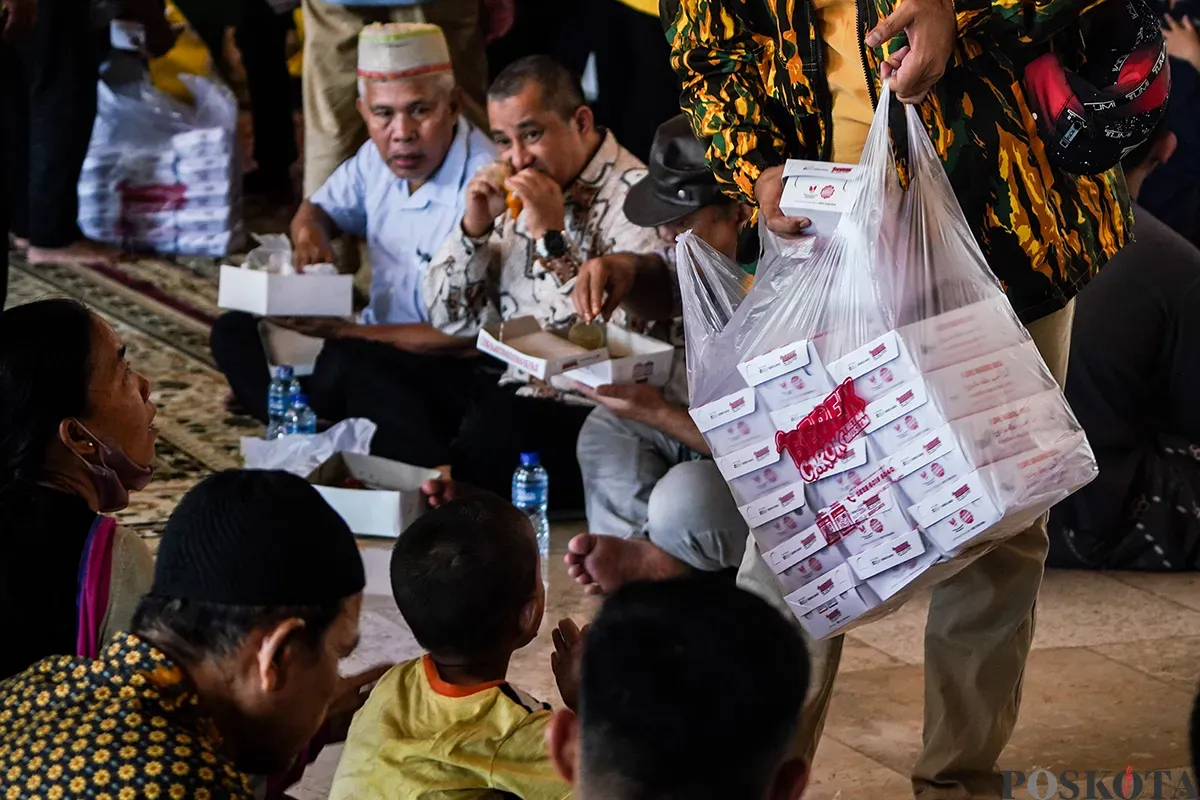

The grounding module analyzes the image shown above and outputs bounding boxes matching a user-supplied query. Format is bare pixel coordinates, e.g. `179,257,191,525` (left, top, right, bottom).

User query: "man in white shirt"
335,56,662,511
211,22,495,420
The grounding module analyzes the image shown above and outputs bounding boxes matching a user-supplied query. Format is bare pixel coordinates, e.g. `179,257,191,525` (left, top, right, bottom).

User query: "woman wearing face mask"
0,298,158,680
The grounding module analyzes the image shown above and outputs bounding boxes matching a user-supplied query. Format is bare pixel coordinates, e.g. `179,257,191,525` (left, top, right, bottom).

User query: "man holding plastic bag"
664,0,1166,797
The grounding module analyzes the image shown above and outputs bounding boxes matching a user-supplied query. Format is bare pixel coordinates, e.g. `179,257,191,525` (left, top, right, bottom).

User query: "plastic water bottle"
288,372,303,410
512,452,550,585
266,365,294,440
283,394,318,435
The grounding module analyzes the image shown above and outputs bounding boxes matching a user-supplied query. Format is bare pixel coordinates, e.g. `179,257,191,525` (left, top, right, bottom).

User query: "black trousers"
210,312,592,511
172,0,298,175
590,0,681,164
2,0,103,248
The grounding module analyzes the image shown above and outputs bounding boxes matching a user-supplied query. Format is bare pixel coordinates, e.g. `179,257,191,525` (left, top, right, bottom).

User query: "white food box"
177,231,235,257
307,452,441,538
866,547,942,601
808,437,887,509
558,325,674,389
827,330,921,404
785,561,860,615
738,339,834,412
835,488,914,556
218,264,354,318
898,296,1027,373
798,587,873,639
177,155,233,183
846,528,926,581
776,542,849,595
259,320,326,378
922,341,1057,422
717,437,803,504
477,316,609,381
691,387,776,457
887,390,1081,504
778,160,862,241
864,380,950,456
763,522,839,576
737,480,810,528
910,431,1094,554
750,506,819,553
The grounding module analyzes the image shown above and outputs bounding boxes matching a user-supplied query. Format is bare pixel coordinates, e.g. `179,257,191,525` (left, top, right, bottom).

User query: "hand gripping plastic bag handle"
685,84,1014,409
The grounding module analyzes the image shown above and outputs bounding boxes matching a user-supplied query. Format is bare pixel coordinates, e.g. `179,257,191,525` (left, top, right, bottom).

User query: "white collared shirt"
310,118,495,325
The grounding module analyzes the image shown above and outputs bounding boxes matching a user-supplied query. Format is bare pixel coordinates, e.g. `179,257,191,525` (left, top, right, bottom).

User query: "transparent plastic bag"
80,67,241,256
675,234,752,402
678,86,1098,639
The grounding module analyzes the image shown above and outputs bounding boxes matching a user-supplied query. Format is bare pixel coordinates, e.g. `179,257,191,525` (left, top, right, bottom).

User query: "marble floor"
291,527,1200,800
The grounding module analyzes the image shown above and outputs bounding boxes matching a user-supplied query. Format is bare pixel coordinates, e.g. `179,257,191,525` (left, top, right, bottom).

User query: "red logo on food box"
789,374,806,389
779,491,796,506
925,437,942,453
820,184,836,199
827,609,843,622
897,389,914,404
905,415,919,431
730,397,746,412
754,447,770,460
816,503,854,540
880,366,894,383
952,483,972,500
781,350,798,365
870,519,884,533
819,578,835,594
783,515,798,530
870,343,888,359
776,379,870,483
893,541,912,556
632,362,654,381
960,509,974,524
832,166,853,174
931,463,945,478
801,532,817,548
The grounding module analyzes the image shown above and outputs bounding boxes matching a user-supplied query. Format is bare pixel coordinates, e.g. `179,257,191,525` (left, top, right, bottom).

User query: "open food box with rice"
677,88,1096,639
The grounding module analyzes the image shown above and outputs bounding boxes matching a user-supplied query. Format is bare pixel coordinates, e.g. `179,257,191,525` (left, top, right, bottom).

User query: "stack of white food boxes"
690,295,1095,639
78,127,240,257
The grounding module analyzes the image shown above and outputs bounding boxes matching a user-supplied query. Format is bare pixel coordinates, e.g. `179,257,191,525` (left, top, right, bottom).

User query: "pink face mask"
69,423,153,513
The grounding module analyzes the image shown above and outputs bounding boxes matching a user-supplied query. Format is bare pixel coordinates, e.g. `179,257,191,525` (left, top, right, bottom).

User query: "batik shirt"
422,130,662,337
662,0,1134,324
0,633,252,800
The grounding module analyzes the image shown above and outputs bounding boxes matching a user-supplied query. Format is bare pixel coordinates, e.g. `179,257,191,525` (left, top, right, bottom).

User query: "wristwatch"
536,230,568,260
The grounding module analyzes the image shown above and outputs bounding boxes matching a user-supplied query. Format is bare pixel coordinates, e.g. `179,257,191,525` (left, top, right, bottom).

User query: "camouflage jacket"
662,0,1134,323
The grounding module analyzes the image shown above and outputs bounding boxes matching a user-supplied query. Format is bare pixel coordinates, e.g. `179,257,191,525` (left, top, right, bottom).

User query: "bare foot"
27,240,121,266
564,533,690,595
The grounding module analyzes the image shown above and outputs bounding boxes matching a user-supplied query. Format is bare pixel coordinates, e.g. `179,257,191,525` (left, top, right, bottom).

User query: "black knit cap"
152,469,365,606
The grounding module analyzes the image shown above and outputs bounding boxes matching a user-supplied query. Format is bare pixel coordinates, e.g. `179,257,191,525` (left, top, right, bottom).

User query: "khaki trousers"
300,0,489,197
737,300,1076,800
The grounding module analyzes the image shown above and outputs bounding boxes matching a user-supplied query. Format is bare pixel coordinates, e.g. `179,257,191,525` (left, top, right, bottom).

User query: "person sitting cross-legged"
564,115,755,594
210,21,497,422
316,55,661,513
546,577,811,800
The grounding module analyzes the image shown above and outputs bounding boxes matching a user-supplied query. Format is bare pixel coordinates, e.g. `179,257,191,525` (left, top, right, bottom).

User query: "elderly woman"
0,298,158,679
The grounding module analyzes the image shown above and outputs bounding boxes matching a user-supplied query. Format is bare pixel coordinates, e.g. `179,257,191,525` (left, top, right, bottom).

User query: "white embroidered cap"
357,22,452,81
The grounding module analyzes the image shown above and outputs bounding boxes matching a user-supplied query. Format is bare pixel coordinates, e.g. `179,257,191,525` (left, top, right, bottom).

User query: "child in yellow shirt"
330,495,581,800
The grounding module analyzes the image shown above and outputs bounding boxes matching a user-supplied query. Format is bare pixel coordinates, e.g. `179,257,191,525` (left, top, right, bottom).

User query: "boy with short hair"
546,577,812,800
329,495,579,800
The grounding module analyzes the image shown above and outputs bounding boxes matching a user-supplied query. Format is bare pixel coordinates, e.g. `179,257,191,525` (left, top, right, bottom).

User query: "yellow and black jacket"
662,0,1134,323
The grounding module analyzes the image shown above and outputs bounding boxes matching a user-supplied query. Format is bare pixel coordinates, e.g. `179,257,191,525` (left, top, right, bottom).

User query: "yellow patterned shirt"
0,633,253,800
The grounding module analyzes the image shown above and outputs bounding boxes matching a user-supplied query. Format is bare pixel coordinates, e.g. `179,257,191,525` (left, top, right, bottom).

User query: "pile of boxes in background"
690,294,1097,639
78,75,241,257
